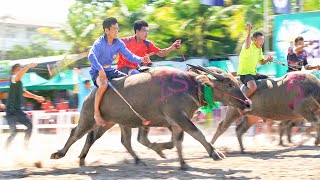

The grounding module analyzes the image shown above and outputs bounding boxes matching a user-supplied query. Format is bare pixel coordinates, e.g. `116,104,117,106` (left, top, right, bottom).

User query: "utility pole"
264,0,269,53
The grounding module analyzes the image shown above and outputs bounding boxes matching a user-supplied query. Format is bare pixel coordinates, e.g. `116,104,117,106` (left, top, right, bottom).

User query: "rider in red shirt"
117,20,181,75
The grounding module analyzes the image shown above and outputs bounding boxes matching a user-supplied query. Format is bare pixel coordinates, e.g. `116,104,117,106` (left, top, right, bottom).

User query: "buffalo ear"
195,75,214,86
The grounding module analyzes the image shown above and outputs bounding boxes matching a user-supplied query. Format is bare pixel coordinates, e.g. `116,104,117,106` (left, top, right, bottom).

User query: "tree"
38,1,108,54
304,0,320,11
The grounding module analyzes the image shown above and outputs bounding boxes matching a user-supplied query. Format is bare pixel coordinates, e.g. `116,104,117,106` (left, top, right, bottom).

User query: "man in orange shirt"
117,20,181,75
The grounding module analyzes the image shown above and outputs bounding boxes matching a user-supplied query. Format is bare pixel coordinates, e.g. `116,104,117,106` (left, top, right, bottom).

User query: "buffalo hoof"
50,151,64,159
180,162,190,171
156,151,167,159
315,138,320,146
135,158,147,166
79,158,85,166
212,149,225,160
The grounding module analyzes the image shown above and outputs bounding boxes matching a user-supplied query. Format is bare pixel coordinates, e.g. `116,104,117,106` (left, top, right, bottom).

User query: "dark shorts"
119,66,134,75
92,68,127,87
240,74,268,86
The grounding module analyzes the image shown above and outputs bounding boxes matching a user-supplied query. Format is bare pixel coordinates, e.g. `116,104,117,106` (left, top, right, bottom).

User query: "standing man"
117,20,181,75
237,22,273,98
88,17,150,126
287,36,320,72
5,63,45,150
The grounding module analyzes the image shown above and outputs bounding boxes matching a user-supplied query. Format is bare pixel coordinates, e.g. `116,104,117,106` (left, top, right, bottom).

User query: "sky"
0,0,75,23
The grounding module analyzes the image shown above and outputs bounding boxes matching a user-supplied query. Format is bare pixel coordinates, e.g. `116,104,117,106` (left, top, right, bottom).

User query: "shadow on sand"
0,157,253,180
224,145,320,160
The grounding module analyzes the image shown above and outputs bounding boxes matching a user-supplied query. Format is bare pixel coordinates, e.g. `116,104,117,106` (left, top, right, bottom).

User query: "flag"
201,0,224,6
272,0,290,14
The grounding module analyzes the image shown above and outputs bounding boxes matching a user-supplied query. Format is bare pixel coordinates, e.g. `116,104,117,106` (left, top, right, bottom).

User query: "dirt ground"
0,125,319,180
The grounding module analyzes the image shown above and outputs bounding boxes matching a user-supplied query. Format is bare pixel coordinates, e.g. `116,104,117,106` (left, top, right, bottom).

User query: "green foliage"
39,0,268,59
304,0,320,11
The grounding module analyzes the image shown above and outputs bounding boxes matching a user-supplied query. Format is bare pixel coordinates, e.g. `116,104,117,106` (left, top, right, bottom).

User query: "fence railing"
0,110,79,134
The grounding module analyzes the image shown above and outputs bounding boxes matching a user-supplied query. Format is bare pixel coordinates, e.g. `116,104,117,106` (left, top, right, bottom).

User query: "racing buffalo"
50,65,250,170
211,71,320,153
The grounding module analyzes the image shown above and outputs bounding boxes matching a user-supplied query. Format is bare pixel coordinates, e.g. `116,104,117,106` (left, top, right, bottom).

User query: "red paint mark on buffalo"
155,71,193,103
286,74,306,109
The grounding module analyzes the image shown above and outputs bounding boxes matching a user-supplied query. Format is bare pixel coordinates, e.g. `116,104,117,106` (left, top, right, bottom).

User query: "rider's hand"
309,40,314,46
267,56,273,63
246,22,252,31
141,56,151,65
172,39,182,50
28,63,38,68
98,69,107,80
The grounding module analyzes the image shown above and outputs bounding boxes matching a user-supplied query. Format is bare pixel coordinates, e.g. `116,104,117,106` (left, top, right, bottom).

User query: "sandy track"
0,126,319,179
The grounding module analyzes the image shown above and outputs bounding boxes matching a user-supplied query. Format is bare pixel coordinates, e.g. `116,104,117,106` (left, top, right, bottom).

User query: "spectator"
56,97,69,110
41,97,54,110
78,79,92,111
0,99,5,111
5,63,45,150
25,101,34,111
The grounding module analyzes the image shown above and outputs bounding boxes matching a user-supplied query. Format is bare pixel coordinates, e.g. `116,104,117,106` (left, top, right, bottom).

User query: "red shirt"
117,36,161,70
41,102,53,110
56,103,69,110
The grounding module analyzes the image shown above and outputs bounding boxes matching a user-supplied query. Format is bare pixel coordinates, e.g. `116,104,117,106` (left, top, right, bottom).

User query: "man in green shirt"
5,63,45,150
238,22,273,98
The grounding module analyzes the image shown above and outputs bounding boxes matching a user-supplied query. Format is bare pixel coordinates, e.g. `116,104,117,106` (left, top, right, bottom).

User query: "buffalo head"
188,64,251,111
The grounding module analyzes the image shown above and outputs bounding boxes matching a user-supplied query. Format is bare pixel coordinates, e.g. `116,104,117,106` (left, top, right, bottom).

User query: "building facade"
0,16,71,60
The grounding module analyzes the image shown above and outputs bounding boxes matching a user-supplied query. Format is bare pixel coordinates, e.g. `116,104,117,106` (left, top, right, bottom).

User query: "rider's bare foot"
94,113,106,126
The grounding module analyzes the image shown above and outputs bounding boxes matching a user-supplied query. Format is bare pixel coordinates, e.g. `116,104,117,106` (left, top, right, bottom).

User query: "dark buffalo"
51,66,250,169
211,71,320,153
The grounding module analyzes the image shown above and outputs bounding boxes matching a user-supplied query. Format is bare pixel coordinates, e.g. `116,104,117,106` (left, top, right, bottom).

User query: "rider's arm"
258,49,271,65
88,41,103,71
119,40,142,64
156,40,179,57
294,45,308,53
245,28,252,49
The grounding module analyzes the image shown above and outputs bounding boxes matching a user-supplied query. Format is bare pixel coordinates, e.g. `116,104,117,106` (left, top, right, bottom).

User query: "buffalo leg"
279,120,294,145
120,126,146,166
79,123,115,166
279,121,287,145
236,116,258,153
211,106,242,144
171,125,188,170
167,113,225,164
286,122,294,143
50,115,97,159
137,126,174,159
294,97,320,146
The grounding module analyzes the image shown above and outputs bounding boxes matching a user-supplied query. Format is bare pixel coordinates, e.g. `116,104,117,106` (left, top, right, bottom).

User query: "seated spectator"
25,101,34,111
56,97,70,110
0,99,5,112
41,97,54,110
